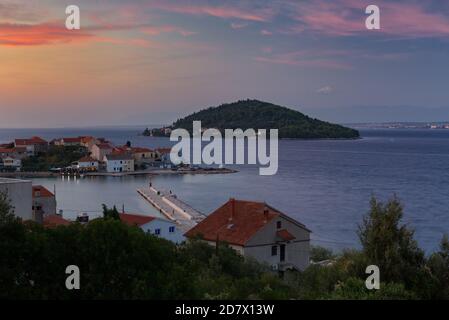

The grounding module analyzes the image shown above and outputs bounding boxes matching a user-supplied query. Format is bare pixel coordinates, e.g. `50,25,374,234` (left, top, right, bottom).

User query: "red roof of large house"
119,213,156,226
185,199,309,246
184,199,275,246
43,214,70,228
32,185,54,198
15,136,48,146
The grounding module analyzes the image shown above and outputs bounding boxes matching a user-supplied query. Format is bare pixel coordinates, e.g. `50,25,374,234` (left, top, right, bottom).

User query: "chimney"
229,198,235,221
263,207,269,223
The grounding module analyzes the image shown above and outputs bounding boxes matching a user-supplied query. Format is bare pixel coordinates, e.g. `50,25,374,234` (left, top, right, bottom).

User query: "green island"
144,99,359,139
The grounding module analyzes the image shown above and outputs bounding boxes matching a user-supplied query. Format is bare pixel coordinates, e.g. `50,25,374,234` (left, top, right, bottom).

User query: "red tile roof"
185,199,280,246
15,136,48,146
276,229,296,241
80,136,94,143
43,214,70,228
32,185,54,198
119,213,156,226
131,147,153,153
96,143,113,150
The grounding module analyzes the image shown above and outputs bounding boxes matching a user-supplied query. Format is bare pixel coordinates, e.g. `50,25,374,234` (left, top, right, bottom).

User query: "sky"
1,0,449,127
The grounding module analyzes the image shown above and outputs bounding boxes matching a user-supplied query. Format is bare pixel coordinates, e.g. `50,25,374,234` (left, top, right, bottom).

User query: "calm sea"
1,127,448,253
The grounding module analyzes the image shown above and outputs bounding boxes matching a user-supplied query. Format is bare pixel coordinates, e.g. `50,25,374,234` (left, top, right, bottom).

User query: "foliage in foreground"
294,196,449,300
0,196,291,299
1,192,448,299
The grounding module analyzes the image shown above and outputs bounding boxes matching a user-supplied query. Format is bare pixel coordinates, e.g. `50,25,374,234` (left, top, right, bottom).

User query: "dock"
137,186,206,231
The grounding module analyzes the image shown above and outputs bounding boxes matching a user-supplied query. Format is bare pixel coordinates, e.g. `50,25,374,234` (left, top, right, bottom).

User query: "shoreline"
0,168,238,179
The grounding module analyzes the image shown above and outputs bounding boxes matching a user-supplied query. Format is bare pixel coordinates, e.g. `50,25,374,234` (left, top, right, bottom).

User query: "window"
155,228,161,235
169,226,175,233
276,221,282,229
271,245,277,256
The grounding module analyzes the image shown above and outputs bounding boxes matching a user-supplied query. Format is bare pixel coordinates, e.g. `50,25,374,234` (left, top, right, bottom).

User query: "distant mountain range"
144,99,360,139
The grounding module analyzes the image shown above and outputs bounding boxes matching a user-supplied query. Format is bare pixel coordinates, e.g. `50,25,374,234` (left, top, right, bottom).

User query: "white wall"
244,215,310,271
0,179,32,221
140,219,185,244
106,159,134,173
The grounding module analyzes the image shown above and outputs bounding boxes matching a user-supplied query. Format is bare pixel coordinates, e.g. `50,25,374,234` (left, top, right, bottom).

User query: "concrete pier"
137,186,206,231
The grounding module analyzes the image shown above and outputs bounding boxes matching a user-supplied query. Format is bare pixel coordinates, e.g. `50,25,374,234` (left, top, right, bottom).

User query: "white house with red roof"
120,212,185,244
185,198,311,271
32,185,57,222
91,142,113,161
104,153,135,173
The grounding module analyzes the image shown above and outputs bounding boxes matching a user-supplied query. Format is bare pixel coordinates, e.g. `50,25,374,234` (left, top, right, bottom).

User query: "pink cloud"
287,0,449,38
0,22,94,46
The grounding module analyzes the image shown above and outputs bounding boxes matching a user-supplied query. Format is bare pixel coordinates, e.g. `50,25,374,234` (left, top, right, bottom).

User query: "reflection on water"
3,127,448,252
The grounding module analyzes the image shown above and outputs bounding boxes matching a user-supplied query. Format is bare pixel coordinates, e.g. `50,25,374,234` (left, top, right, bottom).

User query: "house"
32,185,57,220
91,142,113,161
72,156,99,171
114,146,156,164
61,137,83,146
104,153,134,173
0,178,33,221
14,136,48,155
80,136,96,149
184,198,311,271
0,147,27,160
120,212,184,244
1,156,22,171
43,214,70,228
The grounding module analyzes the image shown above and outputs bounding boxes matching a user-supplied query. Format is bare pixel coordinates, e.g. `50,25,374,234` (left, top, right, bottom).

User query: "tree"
358,196,427,292
310,245,334,262
427,234,449,299
102,204,120,220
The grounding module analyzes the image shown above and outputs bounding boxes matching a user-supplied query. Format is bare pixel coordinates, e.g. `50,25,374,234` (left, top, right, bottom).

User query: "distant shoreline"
0,168,238,179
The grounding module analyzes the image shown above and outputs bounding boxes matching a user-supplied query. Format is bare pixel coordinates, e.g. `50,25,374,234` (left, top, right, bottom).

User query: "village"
0,174,311,273
0,135,236,176
0,135,174,174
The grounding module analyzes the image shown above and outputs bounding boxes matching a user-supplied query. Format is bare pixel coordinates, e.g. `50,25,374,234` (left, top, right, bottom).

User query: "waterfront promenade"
137,186,206,231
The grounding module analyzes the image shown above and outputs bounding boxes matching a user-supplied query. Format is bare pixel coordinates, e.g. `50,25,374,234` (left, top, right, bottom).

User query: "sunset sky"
1,0,449,127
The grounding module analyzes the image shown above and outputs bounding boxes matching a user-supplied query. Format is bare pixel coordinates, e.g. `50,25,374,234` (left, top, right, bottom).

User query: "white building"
72,156,99,171
104,153,134,173
1,156,22,171
0,178,33,221
120,213,185,244
185,198,311,271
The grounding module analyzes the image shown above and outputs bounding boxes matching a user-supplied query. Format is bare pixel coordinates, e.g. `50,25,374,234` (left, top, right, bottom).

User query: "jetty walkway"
137,186,206,231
